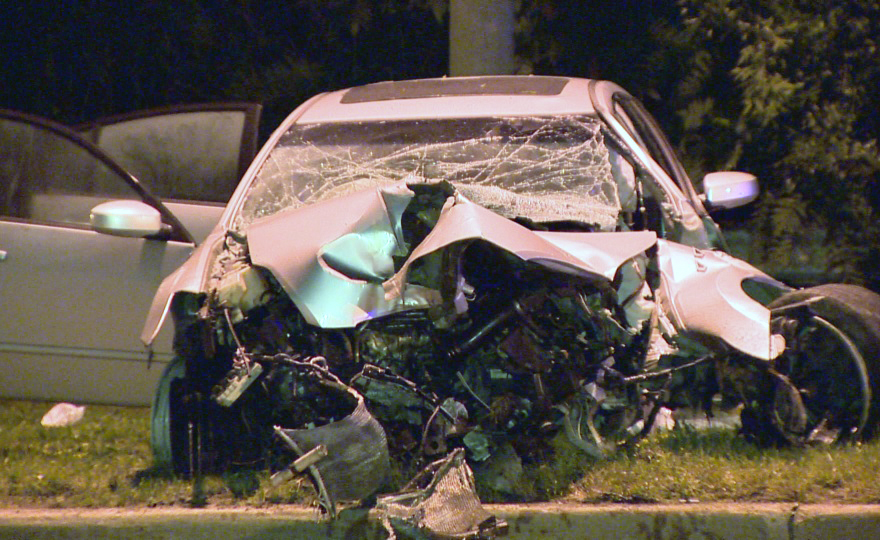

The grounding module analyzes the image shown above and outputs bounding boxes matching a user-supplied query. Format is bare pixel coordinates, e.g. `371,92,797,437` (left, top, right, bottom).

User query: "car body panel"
1,105,260,405
656,240,786,360
161,201,225,245
244,182,657,329
0,219,188,404
141,235,225,347
295,76,596,124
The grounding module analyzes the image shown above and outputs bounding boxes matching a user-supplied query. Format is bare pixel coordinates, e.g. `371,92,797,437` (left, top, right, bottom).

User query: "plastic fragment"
40,403,86,427
213,362,263,406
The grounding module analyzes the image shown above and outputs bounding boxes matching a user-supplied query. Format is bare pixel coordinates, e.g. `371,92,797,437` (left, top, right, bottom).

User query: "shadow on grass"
131,464,261,507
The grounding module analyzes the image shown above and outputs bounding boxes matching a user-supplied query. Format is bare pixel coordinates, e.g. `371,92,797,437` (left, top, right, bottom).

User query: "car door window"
0,114,140,228
76,104,261,203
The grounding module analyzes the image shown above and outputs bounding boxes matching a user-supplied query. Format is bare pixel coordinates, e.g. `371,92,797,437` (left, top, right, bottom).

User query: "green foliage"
514,1,681,96
659,0,880,289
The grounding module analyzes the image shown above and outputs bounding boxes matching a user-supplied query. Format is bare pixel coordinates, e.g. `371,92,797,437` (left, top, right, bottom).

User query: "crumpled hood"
246,182,657,328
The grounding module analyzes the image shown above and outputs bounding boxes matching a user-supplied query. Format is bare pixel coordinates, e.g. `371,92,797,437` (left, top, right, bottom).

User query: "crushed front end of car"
155,179,671,525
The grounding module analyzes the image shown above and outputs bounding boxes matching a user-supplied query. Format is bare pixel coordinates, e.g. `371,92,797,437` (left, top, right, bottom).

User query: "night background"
2,0,878,290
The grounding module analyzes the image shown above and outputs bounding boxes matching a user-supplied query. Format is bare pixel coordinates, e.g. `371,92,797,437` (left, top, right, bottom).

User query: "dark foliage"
0,1,447,134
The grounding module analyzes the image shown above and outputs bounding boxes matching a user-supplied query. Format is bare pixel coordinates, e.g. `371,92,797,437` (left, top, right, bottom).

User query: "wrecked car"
138,76,880,532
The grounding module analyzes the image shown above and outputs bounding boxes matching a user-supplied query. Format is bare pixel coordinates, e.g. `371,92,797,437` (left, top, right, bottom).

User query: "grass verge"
3,399,880,508
0,400,313,508
566,427,880,504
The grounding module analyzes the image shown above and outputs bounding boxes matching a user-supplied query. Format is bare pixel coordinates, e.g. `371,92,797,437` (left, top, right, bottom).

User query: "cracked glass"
233,115,623,232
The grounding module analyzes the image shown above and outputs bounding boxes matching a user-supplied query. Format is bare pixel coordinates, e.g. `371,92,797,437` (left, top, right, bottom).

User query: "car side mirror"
90,200,169,238
701,171,759,210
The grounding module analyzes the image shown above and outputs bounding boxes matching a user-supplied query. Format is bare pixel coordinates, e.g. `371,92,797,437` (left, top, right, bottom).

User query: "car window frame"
74,102,262,204
609,94,706,212
0,109,194,244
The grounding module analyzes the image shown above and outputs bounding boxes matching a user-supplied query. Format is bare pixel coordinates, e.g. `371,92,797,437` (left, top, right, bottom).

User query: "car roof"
294,76,611,124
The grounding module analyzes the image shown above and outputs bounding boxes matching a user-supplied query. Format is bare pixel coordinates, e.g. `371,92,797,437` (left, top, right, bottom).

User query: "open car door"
0,104,260,405
76,103,262,242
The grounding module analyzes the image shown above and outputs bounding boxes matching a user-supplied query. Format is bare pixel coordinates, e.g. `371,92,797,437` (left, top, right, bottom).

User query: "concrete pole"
449,0,516,76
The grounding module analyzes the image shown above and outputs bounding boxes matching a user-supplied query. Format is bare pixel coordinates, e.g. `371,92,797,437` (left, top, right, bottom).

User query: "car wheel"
150,356,187,471
754,284,880,445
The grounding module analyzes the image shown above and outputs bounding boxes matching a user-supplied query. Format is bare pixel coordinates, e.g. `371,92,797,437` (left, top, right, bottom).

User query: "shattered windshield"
233,115,623,232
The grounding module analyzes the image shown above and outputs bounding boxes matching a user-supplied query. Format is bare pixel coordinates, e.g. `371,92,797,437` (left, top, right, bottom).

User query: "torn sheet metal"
656,240,785,360
383,190,655,299
141,234,226,345
246,182,438,328
376,449,507,539
247,182,656,328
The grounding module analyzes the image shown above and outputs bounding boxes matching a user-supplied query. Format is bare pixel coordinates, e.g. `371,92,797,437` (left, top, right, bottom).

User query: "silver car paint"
588,80,712,250
146,186,782,363
141,92,335,344
0,104,249,406
587,81,784,360
245,182,658,329
141,76,784,364
0,219,192,405
655,240,785,361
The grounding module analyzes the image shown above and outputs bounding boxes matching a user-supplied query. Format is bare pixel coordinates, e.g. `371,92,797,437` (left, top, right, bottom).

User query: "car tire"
751,284,880,444
150,356,187,471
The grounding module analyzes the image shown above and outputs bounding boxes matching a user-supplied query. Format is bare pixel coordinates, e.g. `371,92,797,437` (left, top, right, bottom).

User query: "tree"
656,0,880,289
0,1,449,128
449,0,515,75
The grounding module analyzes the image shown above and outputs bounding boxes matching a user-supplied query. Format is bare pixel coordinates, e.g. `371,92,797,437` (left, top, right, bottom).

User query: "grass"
566,427,880,505
0,400,314,508
3,399,880,508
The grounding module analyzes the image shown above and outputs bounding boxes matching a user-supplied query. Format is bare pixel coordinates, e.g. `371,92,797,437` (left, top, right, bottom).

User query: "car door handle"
0,250,6,262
